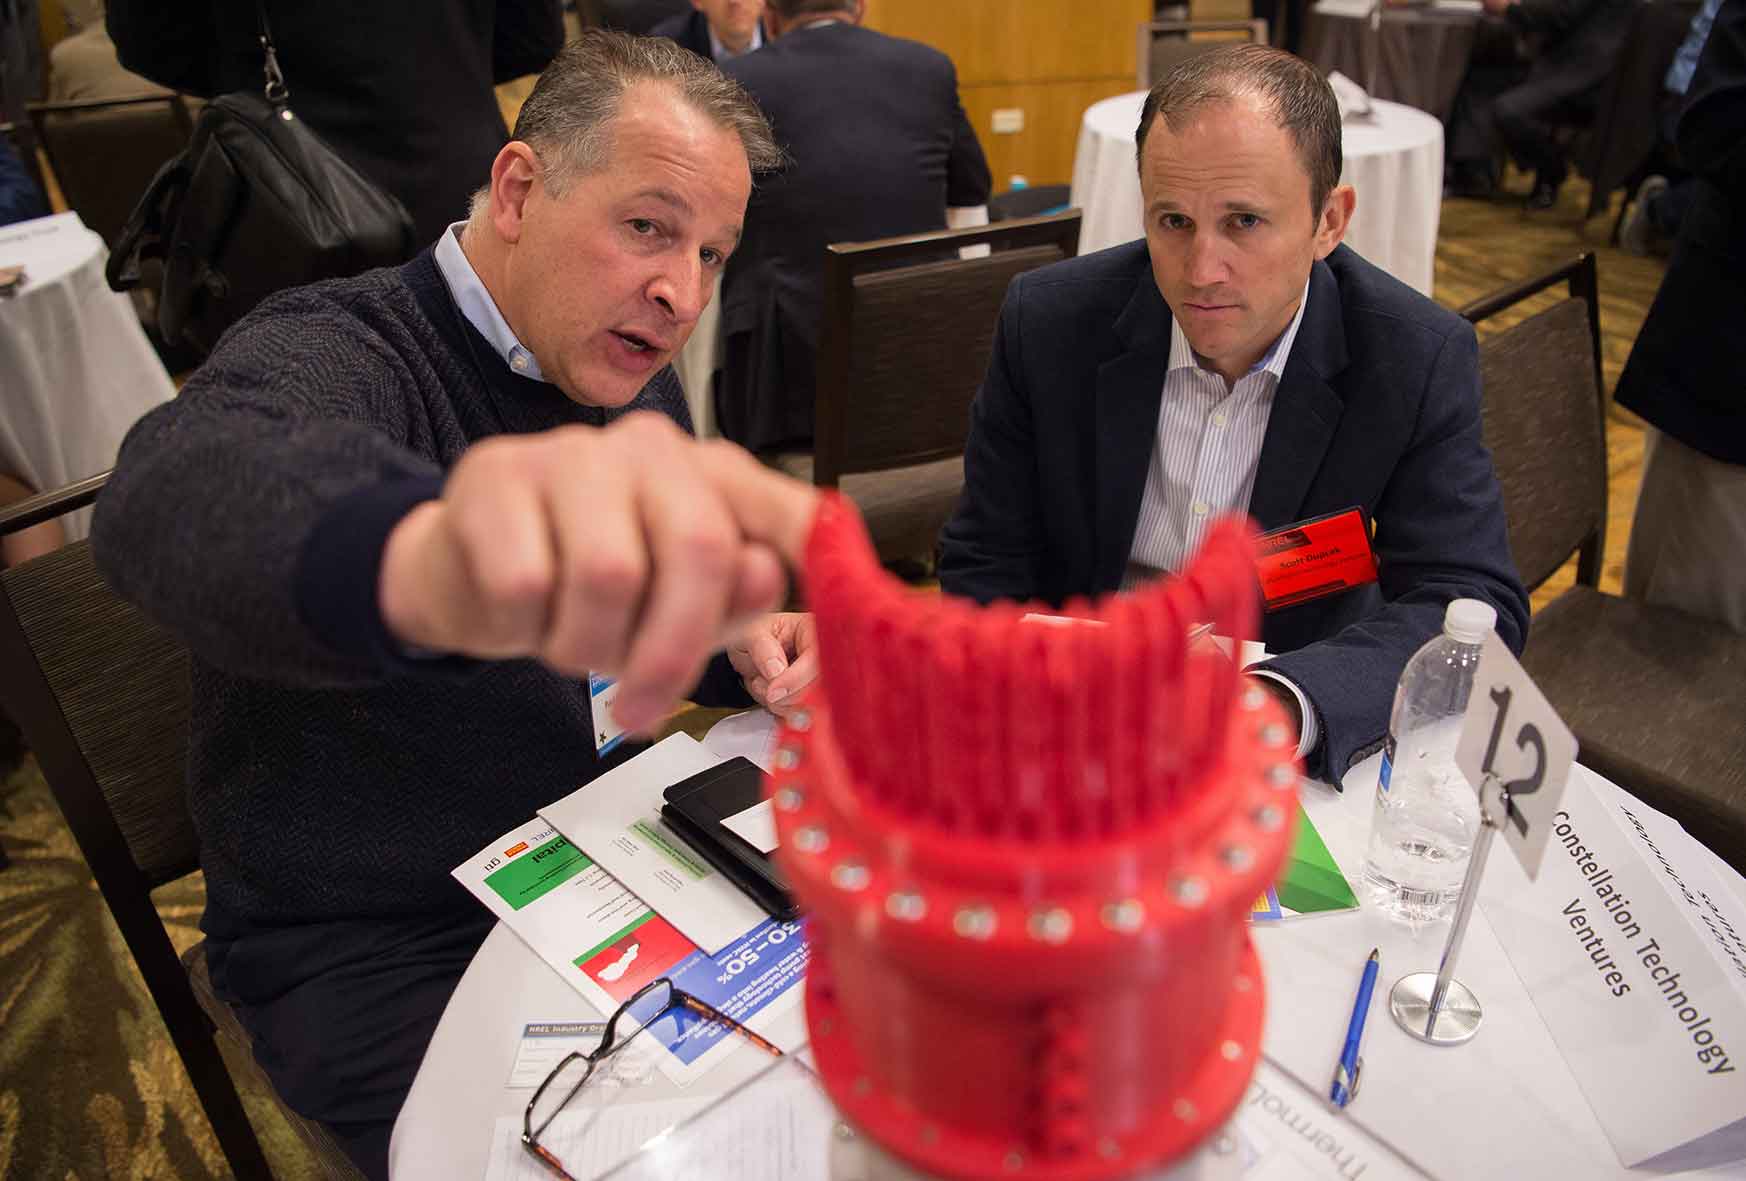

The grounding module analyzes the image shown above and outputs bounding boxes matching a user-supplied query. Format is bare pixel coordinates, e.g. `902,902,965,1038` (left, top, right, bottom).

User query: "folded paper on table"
1479,766,1746,1166
454,811,808,1087
1250,803,1359,922
541,734,767,954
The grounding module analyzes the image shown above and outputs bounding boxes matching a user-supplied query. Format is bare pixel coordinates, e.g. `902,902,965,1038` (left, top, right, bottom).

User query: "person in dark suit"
598,0,690,32
651,0,764,62
107,0,564,245
1445,0,1634,209
1616,0,1746,632
939,46,1528,782
714,0,991,455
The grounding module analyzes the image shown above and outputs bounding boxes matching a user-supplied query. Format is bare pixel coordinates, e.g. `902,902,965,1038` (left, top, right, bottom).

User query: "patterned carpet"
0,174,1665,1179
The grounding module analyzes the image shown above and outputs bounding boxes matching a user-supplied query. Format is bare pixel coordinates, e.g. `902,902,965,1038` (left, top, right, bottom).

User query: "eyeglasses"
521,976,784,1180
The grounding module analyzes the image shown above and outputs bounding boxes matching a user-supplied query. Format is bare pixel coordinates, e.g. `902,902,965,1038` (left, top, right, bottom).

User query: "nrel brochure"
454,815,808,1086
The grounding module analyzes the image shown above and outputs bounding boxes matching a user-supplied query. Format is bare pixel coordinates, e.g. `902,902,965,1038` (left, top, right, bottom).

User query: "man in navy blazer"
940,46,1528,782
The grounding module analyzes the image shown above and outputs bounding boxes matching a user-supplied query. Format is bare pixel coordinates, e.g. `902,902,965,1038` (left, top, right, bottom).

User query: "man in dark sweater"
91,33,814,1179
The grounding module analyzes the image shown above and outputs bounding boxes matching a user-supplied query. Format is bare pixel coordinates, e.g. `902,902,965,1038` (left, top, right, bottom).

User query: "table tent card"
1480,765,1746,1166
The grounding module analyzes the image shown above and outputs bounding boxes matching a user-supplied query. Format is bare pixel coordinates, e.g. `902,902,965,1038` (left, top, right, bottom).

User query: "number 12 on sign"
1453,632,1578,880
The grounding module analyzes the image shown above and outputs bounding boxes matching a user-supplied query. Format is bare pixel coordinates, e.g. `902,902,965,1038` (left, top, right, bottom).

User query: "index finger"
693,441,820,569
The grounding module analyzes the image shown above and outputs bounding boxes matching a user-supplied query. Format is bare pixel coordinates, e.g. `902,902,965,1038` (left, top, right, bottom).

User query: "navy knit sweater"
92,249,744,941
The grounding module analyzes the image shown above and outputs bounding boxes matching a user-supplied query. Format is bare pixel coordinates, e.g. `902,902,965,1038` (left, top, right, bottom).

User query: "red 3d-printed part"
767,495,1299,1181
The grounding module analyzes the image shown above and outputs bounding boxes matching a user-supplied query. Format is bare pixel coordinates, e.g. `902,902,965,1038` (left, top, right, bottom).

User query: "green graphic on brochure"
484,835,590,911
1250,805,1359,921
630,818,710,880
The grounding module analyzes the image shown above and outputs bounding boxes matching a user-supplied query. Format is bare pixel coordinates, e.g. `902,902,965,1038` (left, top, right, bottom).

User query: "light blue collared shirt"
1125,279,1319,757
709,20,763,61
433,221,544,381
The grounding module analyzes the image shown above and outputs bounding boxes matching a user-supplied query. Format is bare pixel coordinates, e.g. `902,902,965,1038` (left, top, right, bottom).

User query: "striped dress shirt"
1124,282,1320,756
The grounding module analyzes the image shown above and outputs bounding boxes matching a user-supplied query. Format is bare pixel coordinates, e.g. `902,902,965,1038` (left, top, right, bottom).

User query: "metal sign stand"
1389,773,1508,1045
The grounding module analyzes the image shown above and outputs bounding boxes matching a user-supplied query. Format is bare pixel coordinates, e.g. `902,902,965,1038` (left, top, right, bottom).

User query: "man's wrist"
1246,670,1320,760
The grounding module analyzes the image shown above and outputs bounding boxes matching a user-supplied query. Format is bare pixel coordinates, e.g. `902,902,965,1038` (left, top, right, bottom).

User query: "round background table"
1069,92,1444,297
0,211,174,538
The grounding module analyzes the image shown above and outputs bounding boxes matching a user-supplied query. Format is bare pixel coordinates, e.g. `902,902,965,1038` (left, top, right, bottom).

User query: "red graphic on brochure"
577,912,696,1002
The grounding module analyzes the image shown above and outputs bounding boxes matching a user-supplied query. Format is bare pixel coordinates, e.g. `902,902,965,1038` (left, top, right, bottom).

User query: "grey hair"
468,30,781,218
1135,45,1342,215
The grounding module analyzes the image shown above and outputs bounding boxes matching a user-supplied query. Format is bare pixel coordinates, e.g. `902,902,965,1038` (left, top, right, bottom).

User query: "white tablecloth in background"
0,212,174,539
1069,93,1444,297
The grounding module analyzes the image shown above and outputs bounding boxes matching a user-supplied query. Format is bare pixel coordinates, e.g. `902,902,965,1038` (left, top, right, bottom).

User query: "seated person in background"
47,1,169,102
652,0,765,63
0,135,45,226
1616,0,1746,632
1620,0,1724,256
714,0,991,455
1445,0,1633,209
939,45,1529,783
107,0,566,245
91,33,817,1180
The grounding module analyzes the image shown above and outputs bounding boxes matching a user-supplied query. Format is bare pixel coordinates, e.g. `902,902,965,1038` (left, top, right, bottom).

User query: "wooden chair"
1462,254,1746,872
28,94,201,371
1136,19,1270,89
0,477,364,1180
28,94,195,247
774,210,1081,567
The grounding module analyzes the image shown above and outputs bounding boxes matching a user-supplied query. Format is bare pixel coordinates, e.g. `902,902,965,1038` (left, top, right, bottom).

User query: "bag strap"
256,0,289,105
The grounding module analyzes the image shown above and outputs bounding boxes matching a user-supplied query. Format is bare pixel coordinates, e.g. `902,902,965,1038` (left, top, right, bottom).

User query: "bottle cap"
1443,598,1497,642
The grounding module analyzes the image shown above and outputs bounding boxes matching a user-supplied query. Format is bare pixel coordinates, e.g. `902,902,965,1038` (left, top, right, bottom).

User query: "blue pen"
1329,948,1379,1110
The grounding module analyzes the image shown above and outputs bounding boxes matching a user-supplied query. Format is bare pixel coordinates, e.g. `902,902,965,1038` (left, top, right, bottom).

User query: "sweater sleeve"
91,293,449,688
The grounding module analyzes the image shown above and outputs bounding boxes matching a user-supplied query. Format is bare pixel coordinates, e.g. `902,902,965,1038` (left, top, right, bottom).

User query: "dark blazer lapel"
1092,268,1172,593
1248,258,1350,531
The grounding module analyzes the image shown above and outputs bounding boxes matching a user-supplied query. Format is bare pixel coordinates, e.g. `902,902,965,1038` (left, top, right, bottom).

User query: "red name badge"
1255,507,1378,611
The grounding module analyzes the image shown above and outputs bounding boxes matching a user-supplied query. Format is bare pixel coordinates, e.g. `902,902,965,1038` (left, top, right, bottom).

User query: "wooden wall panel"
961,79,1142,188
863,0,1151,186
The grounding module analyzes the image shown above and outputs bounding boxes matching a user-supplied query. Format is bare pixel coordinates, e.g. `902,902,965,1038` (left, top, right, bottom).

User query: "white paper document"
483,1095,717,1181
701,708,780,771
507,1021,606,1089
721,799,780,855
1238,1059,1429,1180
453,812,808,1088
1480,766,1746,1166
540,733,769,954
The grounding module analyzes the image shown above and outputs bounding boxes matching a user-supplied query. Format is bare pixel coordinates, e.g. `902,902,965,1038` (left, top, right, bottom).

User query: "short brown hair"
1134,45,1341,215
512,30,782,193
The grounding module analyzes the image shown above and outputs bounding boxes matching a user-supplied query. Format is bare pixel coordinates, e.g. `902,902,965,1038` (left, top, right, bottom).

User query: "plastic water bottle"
1360,599,1497,924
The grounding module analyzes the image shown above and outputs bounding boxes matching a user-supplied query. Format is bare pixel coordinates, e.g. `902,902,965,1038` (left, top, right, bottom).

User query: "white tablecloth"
1069,92,1444,297
389,748,1746,1181
0,212,174,539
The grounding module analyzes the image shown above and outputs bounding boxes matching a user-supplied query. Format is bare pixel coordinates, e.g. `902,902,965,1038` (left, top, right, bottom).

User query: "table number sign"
1454,630,1577,879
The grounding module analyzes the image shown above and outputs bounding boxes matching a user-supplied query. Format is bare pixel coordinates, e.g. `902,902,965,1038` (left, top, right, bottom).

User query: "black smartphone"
661,758,800,922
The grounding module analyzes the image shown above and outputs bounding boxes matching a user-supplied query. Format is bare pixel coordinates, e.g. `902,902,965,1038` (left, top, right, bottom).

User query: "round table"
1069,92,1444,297
1302,1,1488,124
389,746,1746,1180
0,211,175,538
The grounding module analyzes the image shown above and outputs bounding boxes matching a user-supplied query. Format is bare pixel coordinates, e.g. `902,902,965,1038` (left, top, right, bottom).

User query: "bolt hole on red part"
767,495,1300,1181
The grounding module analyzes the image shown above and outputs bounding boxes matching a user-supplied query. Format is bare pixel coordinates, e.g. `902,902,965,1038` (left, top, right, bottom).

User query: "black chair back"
1136,19,1269,88
28,94,195,247
0,477,274,1178
1461,253,1607,593
814,210,1082,488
